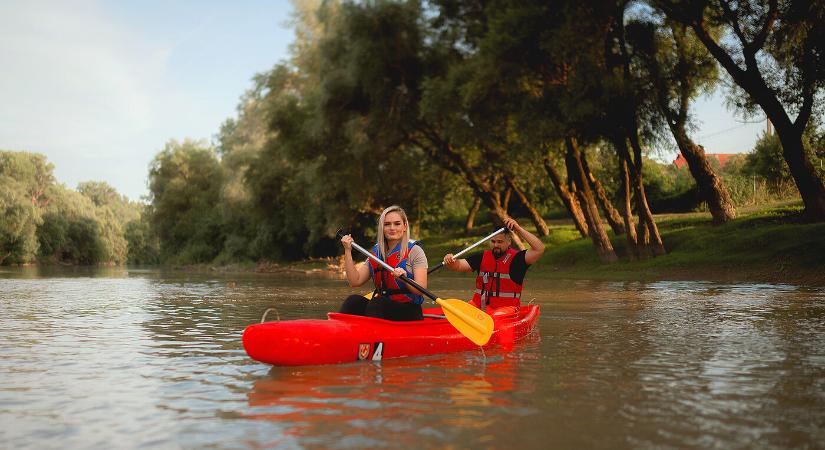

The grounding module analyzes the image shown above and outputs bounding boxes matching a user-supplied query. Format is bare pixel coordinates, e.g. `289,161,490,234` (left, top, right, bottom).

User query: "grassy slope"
421,202,825,285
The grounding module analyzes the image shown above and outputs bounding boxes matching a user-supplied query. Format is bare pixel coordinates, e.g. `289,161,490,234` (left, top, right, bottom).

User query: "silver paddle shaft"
453,227,506,259
348,240,436,301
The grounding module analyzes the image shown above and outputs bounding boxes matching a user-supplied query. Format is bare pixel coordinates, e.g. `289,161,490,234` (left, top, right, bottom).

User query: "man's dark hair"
495,227,512,238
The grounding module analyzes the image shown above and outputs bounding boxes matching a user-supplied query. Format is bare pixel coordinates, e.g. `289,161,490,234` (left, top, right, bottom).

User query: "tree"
39,184,122,265
0,150,55,208
124,213,159,265
216,73,273,262
659,0,825,221
305,0,508,244
147,139,224,264
0,176,41,264
626,14,737,223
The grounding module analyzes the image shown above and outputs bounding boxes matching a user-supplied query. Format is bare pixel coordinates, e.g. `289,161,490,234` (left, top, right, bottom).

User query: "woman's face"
383,211,407,242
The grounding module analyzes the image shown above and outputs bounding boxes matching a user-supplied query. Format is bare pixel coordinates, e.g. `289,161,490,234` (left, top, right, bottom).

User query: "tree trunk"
464,197,481,233
502,185,512,213
413,196,422,236
414,132,525,249
543,156,589,238
580,150,625,235
626,131,665,257
613,134,665,258
610,8,666,256
671,127,737,224
619,158,638,261
687,20,825,222
566,137,618,263
505,176,550,236
773,120,825,221
481,192,525,250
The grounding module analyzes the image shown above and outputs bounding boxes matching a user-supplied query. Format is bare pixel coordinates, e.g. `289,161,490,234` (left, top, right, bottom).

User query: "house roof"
673,153,739,169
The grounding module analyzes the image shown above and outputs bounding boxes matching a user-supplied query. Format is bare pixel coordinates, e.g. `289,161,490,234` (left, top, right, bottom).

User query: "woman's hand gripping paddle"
340,233,494,346
346,227,506,302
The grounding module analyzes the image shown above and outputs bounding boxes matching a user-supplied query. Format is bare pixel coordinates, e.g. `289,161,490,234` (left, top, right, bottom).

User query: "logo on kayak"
358,343,370,360
358,342,384,361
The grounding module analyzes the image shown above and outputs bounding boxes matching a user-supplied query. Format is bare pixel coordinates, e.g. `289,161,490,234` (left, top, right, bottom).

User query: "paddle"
349,227,501,299
427,227,506,274
340,234,494,346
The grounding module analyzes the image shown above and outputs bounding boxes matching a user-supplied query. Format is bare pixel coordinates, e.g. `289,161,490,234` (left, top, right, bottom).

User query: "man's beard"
492,248,504,258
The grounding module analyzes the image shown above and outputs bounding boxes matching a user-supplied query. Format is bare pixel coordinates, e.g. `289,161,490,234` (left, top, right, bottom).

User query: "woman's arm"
341,234,371,287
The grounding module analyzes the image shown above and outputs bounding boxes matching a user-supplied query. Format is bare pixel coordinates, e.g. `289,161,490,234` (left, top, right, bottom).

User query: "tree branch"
747,0,778,56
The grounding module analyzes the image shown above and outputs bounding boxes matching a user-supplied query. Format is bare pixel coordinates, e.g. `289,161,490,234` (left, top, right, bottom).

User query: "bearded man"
442,217,545,311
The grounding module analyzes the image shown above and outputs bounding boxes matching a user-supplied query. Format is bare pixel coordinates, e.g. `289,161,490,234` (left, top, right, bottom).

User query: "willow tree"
246,1,465,255
147,139,224,264
306,0,536,244
659,0,825,221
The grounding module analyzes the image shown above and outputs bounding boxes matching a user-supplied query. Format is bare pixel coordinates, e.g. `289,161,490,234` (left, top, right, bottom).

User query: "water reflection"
1,270,824,449
244,340,539,449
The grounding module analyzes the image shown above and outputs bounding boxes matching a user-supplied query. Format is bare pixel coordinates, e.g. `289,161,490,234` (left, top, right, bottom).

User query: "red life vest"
471,248,523,310
368,241,424,304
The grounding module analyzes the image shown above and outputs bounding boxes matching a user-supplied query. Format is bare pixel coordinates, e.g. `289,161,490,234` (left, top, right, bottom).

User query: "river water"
1,267,824,449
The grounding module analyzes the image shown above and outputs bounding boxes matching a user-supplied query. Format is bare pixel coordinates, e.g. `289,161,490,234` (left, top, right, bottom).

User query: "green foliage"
0,150,55,207
0,150,149,266
147,139,224,264
124,215,159,265
744,132,791,186
38,184,125,265
36,212,105,264
131,1,825,263
0,175,42,264
64,217,105,265
0,151,52,264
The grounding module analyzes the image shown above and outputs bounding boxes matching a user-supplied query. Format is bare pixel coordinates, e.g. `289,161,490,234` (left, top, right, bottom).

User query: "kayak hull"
242,304,540,366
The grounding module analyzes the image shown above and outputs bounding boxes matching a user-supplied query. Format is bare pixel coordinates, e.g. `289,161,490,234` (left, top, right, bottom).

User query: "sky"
0,0,294,201
0,1,768,202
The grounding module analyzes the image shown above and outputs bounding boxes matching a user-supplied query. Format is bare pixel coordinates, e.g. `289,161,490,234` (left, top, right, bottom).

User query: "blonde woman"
339,205,428,321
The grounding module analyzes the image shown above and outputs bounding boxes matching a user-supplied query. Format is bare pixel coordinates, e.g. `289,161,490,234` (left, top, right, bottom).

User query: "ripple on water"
1,274,824,449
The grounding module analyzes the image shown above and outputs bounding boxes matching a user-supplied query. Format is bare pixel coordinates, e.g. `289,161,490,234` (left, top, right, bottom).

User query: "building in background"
673,153,738,169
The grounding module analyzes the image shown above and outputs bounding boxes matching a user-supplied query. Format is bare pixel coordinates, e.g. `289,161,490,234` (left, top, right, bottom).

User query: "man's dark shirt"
465,250,529,285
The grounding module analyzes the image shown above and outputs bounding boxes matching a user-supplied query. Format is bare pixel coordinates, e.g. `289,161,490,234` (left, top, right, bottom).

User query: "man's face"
490,235,511,258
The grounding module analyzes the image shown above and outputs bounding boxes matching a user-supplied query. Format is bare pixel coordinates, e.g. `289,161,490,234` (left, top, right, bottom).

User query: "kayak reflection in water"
338,205,428,321
442,217,545,312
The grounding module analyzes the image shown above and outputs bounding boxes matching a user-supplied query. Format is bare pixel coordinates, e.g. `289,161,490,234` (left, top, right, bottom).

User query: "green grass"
421,201,825,285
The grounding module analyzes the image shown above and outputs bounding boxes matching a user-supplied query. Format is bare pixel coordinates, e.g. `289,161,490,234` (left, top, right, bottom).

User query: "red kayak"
243,304,540,366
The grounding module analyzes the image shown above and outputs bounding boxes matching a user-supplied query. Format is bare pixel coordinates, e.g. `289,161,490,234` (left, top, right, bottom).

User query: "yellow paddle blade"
435,298,494,346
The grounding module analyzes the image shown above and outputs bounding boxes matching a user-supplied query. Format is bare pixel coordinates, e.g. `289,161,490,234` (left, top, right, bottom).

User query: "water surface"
1,267,824,449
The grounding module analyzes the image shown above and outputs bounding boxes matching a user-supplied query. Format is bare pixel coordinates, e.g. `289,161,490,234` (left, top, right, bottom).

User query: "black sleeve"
509,250,529,285
465,253,483,273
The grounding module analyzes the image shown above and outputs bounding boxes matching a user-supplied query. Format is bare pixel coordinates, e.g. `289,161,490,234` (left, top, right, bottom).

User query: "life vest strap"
473,289,521,298
480,271,511,280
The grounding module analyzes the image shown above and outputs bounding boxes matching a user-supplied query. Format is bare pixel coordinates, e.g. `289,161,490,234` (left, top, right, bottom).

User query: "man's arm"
504,217,545,265
442,253,474,272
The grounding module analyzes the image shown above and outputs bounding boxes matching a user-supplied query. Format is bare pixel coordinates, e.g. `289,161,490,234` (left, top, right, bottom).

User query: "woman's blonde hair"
376,205,410,260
